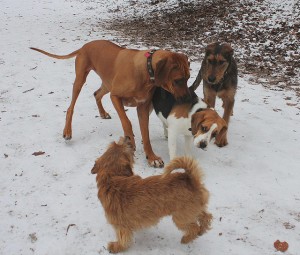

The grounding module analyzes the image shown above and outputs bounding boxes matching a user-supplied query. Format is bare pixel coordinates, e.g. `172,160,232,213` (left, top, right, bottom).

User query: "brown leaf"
274,240,289,252
32,151,45,156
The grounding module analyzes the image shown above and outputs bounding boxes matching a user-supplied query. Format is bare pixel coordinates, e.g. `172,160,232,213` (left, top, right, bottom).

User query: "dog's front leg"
184,135,193,156
110,95,135,149
168,130,177,160
137,102,164,168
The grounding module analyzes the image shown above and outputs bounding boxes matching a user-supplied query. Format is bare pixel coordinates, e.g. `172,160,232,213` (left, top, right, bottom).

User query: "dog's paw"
108,242,125,253
101,112,111,119
147,156,164,168
63,129,72,140
215,137,228,147
181,234,197,244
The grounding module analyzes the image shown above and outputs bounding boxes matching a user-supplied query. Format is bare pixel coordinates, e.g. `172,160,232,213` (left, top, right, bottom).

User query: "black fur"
152,87,198,119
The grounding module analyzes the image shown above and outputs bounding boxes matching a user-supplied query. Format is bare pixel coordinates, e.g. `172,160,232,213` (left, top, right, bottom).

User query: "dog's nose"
208,75,216,83
199,141,207,149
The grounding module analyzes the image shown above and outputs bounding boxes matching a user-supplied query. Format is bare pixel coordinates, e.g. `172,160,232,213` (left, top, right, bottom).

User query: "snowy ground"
1,0,300,254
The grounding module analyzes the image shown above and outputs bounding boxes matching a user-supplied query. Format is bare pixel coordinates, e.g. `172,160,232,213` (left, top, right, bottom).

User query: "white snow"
1,0,300,254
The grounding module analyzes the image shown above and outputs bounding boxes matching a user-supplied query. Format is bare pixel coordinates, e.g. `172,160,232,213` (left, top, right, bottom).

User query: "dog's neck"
189,98,209,116
211,57,232,92
145,50,157,82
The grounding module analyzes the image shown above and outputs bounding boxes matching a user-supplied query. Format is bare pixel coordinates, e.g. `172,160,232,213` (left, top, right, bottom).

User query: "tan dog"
91,137,212,253
190,42,238,147
30,40,191,167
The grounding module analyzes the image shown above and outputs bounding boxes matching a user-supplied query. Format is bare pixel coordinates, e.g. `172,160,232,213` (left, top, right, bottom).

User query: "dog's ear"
155,58,168,86
205,42,218,56
191,113,204,135
222,43,234,57
216,118,228,143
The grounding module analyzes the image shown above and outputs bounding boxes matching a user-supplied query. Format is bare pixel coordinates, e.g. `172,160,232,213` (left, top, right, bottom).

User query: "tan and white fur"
152,88,227,159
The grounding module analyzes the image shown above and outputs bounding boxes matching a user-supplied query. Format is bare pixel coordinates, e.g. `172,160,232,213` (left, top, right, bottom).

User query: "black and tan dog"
190,42,238,147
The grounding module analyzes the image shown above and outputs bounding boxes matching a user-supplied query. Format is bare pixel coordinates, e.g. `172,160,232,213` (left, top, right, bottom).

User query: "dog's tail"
163,156,203,182
30,47,79,59
189,68,202,92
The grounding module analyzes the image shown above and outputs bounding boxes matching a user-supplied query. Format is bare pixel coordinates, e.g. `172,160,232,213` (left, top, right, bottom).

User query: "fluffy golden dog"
91,137,212,253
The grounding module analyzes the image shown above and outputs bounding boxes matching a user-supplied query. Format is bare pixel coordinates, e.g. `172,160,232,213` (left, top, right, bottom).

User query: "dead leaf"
66,224,76,236
32,151,45,156
274,240,289,252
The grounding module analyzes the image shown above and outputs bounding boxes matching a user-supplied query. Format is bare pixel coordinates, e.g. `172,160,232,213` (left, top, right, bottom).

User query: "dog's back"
152,87,198,120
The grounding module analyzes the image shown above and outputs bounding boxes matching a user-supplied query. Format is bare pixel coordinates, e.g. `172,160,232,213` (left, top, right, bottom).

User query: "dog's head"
189,109,227,149
154,52,191,103
203,42,233,85
91,136,135,176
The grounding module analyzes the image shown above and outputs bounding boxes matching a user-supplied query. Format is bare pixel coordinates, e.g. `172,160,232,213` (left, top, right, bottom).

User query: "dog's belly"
122,97,147,107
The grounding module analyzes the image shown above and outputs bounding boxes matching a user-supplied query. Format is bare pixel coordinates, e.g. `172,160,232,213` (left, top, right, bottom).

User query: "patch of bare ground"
103,0,300,100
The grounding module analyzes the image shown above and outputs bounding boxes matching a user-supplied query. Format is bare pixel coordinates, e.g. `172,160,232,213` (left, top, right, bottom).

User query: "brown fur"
191,109,228,147
30,40,191,167
190,42,238,147
91,137,212,253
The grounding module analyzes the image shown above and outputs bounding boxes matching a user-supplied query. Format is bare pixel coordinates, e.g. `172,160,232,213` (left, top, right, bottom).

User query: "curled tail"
163,156,203,183
30,47,79,59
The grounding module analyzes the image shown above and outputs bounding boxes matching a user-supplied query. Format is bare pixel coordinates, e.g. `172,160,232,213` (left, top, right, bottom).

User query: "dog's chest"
167,114,191,136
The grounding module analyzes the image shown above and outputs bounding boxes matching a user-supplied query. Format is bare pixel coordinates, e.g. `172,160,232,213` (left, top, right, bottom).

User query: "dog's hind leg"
197,210,213,236
172,215,200,244
94,84,111,119
108,227,133,253
63,56,90,140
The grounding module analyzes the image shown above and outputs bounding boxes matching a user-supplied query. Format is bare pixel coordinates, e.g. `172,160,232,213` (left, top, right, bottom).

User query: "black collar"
145,50,156,82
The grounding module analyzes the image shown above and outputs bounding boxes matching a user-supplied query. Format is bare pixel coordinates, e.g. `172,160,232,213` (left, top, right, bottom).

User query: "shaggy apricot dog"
91,137,212,253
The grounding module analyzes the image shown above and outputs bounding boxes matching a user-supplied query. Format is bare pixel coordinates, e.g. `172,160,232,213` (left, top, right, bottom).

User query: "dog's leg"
110,95,135,149
168,130,177,160
184,135,193,156
197,210,213,236
108,227,133,253
94,84,111,119
137,103,164,168
172,216,200,244
216,95,234,147
222,96,234,125
63,57,90,139
163,123,168,139
203,85,217,108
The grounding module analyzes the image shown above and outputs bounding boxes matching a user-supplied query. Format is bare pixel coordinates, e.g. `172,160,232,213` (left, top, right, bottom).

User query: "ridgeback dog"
30,40,191,167
190,42,237,147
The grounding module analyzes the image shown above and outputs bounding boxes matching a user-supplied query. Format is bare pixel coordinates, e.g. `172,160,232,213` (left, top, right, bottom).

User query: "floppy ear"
205,42,218,56
222,43,234,57
216,125,227,144
191,112,204,135
154,58,168,86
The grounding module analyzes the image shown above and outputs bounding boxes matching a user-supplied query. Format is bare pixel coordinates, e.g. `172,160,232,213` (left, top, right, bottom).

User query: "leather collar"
145,50,157,82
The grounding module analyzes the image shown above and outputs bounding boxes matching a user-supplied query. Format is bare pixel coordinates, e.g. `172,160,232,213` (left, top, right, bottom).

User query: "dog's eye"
219,61,225,65
201,125,207,132
212,131,217,137
208,59,213,64
173,78,185,87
